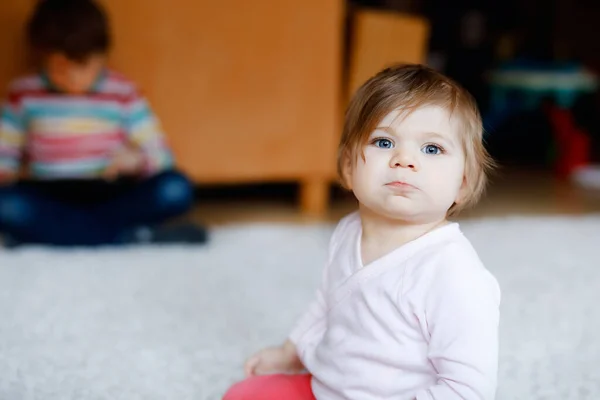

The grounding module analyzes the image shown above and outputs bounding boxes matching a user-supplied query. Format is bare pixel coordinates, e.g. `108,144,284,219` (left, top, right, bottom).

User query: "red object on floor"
223,374,315,400
546,105,591,179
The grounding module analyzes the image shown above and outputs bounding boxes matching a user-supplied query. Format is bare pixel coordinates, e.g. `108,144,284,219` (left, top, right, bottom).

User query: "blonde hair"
338,63,495,216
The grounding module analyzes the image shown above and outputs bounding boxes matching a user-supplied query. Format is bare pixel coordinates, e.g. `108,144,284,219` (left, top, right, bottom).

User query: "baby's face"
46,53,106,94
345,105,466,223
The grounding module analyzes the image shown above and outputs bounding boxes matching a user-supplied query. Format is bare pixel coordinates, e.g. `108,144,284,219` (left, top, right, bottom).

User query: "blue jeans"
0,170,194,246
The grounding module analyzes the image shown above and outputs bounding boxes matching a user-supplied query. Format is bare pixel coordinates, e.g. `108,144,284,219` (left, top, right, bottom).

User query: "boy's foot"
1,233,23,249
2,223,209,248
124,222,209,245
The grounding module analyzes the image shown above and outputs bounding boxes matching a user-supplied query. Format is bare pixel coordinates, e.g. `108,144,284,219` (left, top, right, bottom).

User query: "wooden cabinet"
347,9,429,100
0,0,344,215
0,0,33,92
104,0,344,214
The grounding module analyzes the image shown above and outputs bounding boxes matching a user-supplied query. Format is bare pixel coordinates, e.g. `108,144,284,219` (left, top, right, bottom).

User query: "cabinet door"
105,0,342,183
0,0,35,93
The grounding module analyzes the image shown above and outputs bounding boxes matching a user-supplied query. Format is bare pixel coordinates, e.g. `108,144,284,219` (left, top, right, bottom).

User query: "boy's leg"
92,170,194,225
223,374,315,400
0,183,126,246
92,170,207,244
0,170,205,246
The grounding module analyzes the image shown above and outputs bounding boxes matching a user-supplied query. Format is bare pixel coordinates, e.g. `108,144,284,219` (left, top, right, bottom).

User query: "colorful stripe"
0,70,173,178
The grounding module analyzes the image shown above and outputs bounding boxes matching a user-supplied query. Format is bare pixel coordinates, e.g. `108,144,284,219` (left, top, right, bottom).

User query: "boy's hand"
0,172,17,186
103,146,145,181
244,340,304,377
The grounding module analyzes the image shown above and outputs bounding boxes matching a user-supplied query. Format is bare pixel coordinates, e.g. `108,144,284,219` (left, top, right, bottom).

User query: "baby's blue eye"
374,139,394,149
422,144,442,155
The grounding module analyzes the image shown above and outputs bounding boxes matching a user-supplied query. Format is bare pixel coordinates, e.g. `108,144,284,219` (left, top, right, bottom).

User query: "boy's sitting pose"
0,0,207,246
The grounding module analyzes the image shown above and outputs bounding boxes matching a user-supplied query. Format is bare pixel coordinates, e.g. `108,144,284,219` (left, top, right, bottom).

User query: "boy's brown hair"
338,63,495,215
27,0,111,62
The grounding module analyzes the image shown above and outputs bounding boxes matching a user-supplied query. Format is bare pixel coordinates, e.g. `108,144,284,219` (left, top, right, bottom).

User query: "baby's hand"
244,340,304,377
103,146,145,180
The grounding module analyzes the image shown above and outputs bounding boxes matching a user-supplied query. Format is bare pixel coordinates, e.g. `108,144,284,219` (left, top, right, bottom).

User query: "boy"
0,0,207,246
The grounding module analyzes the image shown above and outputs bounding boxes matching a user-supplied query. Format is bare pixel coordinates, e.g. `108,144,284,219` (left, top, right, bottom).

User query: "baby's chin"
362,198,450,224
361,200,422,221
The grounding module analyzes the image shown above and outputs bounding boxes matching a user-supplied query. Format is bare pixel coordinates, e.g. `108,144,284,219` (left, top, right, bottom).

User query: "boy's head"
27,0,111,94
338,64,494,222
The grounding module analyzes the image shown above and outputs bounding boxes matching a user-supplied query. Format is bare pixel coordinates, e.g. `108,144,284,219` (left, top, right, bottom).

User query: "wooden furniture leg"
300,179,330,216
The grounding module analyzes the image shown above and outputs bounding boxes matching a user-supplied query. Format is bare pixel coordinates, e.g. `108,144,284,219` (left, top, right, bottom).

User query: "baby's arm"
0,92,25,182
288,277,328,345
245,260,329,376
288,214,349,349
246,214,352,376
414,255,501,400
246,250,330,377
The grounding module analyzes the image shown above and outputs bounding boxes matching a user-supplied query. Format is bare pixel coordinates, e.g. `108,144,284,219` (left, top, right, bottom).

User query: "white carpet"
0,215,599,400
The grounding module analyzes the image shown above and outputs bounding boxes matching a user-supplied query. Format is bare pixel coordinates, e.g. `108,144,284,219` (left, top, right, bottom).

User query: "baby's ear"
454,175,469,204
340,151,354,190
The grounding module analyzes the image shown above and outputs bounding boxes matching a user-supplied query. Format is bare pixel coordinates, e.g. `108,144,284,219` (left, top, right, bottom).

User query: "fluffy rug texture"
0,215,599,400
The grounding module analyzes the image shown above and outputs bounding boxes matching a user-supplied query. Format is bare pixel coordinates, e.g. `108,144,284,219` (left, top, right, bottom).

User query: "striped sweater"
0,70,173,179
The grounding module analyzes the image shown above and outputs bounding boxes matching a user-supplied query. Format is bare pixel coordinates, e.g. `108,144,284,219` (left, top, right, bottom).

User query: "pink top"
290,212,501,399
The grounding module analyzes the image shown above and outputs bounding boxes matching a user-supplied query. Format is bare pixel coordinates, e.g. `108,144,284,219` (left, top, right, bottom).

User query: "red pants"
223,374,315,400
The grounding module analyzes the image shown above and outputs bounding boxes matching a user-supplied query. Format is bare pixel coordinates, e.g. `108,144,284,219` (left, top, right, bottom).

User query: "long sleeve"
414,254,501,400
288,280,328,344
0,94,26,175
288,214,355,345
288,243,332,345
123,91,173,175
